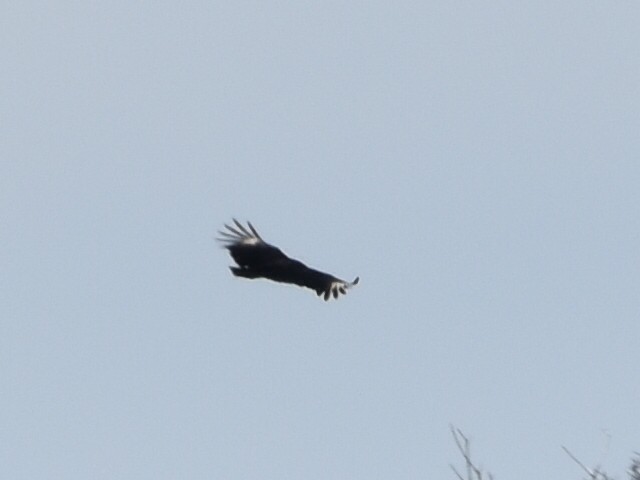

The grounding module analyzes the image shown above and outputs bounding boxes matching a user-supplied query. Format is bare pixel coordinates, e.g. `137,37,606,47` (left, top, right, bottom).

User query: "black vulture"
218,219,359,301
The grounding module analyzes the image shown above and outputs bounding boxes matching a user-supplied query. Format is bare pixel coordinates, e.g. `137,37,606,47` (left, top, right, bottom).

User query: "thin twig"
450,425,491,480
562,446,595,478
629,452,640,480
451,425,472,479
449,464,465,480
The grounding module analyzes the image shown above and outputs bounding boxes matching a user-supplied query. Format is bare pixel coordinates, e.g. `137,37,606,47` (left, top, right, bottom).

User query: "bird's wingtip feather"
233,218,251,236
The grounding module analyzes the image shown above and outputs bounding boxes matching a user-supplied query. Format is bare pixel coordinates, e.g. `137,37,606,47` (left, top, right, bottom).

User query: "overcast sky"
2,1,639,479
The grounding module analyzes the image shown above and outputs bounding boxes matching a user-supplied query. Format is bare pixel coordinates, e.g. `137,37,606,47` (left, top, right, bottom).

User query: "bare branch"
450,425,493,480
628,452,640,480
562,446,596,478
449,464,465,480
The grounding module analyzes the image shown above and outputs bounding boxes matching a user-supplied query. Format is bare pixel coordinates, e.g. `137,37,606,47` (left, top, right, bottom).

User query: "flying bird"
218,219,359,300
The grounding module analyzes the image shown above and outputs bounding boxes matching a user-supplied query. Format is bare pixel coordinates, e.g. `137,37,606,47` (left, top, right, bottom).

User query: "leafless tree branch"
562,446,598,478
450,464,465,480
561,444,626,480
628,452,640,480
450,425,493,480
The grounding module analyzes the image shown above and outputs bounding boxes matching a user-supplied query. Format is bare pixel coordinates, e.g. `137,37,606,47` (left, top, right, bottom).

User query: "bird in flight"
218,219,359,301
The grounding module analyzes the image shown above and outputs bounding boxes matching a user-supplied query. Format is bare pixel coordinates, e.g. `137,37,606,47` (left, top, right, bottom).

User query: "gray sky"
2,1,639,479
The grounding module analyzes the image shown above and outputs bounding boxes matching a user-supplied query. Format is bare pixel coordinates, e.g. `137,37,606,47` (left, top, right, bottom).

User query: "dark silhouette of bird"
218,219,359,301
